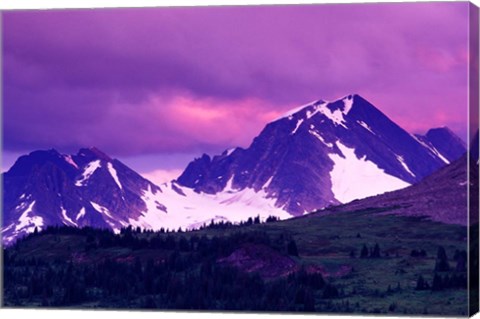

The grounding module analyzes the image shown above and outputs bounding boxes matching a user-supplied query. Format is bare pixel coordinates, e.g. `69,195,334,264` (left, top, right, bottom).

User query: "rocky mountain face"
325,151,476,226
2,148,165,244
414,127,467,163
2,95,467,244
325,130,478,225
177,94,465,215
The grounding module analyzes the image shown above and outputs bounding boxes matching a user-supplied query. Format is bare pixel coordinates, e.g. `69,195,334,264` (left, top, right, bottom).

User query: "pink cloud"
72,93,289,155
415,47,466,73
141,168,184,185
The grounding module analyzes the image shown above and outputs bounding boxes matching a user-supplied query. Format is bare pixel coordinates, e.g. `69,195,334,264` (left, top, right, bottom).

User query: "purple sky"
2,3,471,183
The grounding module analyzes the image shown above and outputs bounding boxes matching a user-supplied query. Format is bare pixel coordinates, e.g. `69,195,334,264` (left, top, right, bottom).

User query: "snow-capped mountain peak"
2,147,162,244
2,95,467,245
177,94,465,215
77,147,112,162
281,94,369,135
279,94,359,122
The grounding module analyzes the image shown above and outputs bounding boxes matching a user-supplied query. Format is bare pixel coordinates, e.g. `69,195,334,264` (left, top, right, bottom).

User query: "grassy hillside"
2,206,469,315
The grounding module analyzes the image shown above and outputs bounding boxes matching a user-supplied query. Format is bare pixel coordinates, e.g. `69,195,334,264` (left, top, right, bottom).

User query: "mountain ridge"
2,94,467,244
177,94,464,214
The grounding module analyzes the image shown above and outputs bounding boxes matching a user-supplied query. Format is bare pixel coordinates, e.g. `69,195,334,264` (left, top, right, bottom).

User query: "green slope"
2,206,469,315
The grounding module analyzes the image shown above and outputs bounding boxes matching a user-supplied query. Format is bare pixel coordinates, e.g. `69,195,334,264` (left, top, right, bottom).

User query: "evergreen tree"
371,243,381,258
287,240,299,257
416,275,428,290
303,288,315,312
454,250,467,272
435,246,450,272
360,244,369,258
323,284,339,299
432,274,444,291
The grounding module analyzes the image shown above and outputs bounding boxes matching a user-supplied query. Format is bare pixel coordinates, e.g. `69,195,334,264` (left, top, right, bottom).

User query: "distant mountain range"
1,94,467,244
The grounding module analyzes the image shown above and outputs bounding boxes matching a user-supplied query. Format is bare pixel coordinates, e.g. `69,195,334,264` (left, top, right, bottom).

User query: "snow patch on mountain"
280,95,354,124
262,176,274,189
90,201,114,219
61,206,78,227
225,148,237,156
2,201,43,245
291,118,304,134
107,162,123,190
90,201,122,232
329,142,410,203
15,201,29,211
224,175,236,192
16,201,43,233
311,102,348,128
76,207,86,221
76,160,101,186
428,146,450,164
141,184,167,214
309,128,333,147
63,155,79,169
411,134,450,164
395,155,416,177
357,120,375,135
2,223,15,234
343,95,354,114
129,181,291,232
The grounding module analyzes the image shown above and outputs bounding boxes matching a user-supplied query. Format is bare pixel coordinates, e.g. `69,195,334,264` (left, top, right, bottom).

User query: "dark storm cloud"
2,3,470,156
